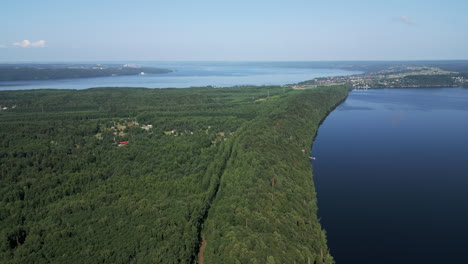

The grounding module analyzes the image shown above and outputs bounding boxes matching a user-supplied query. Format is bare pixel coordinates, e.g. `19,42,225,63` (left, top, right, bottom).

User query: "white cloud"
396,16,416,25
13,40,46,48
0,45,6,48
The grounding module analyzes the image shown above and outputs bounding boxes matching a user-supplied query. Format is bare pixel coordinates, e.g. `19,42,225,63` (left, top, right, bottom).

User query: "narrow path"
197,236,206,264
191,142,233,264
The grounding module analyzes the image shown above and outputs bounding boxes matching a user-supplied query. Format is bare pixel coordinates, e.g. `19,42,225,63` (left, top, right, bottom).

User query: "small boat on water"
309,156,316,160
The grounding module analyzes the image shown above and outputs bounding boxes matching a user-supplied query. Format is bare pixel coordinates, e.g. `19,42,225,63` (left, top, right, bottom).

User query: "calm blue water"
312,88,468,264
0,61,357,90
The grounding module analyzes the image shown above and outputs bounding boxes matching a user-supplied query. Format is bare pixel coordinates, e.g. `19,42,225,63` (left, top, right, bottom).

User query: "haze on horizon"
1,0,467,62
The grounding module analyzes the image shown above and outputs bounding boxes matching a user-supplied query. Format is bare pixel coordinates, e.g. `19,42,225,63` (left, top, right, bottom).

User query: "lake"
0,61,357,90
312,88,468,263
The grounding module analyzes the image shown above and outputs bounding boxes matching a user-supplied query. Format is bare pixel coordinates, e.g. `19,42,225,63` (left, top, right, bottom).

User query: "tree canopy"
0,85,347,263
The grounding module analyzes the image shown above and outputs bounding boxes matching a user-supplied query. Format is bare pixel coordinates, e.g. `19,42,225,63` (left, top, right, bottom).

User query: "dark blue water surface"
312,88,468,264
0,61,358,90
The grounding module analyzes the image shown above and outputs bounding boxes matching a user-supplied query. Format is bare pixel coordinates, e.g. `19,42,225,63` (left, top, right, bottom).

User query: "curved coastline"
201,86,349,263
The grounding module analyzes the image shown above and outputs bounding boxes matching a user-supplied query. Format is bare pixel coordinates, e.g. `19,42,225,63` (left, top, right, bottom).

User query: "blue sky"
1,0,467,61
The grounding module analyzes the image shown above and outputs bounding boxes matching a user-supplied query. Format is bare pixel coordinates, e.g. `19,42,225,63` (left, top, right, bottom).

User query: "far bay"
0,61,358,90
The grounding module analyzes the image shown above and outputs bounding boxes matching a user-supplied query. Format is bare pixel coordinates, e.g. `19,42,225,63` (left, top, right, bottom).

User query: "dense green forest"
0,64,171,81
0,85,348,263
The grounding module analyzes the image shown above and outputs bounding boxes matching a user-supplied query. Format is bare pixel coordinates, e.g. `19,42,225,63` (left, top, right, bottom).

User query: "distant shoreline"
0,63,172,82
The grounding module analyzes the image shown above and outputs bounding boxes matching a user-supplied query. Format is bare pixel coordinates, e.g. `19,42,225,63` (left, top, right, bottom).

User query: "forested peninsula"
0,64,172,82
0,85,347,263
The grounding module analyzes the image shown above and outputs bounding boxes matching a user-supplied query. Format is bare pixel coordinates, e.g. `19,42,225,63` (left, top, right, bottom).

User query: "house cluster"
296,65,467,89
108,121,154,133
162,127,235,143
95,120,153,147
103,120,236,147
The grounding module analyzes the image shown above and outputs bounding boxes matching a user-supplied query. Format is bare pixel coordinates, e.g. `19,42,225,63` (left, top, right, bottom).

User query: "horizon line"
2,59,468,64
